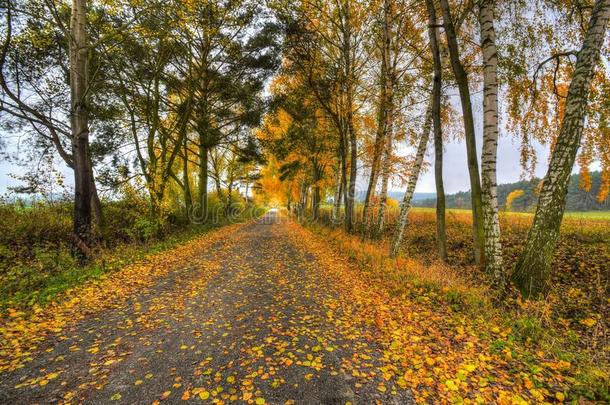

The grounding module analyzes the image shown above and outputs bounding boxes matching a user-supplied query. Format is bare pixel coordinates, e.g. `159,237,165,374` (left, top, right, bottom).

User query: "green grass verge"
0,212,263,313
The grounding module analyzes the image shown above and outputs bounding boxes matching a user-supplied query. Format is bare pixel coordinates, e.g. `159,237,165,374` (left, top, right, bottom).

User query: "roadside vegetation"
0,194,261,311
300,207,610,399
1,0,610,402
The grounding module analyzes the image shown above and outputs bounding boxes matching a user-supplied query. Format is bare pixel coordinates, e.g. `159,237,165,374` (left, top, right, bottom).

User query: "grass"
309,206,610,400
408,206,610,220
0,210,262,313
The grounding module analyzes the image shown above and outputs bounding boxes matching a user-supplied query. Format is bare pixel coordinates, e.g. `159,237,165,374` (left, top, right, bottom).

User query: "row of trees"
258,0,610,297
1,0,281,259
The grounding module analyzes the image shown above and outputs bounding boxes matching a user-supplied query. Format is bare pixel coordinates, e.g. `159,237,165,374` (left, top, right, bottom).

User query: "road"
1,211,413,404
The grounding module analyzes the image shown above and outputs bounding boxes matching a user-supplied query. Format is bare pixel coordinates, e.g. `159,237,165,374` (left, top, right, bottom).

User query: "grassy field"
409,206,610,220
0,200,263,312
316,204,609,399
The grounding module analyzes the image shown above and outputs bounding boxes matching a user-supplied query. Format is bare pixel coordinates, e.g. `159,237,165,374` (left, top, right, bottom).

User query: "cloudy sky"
0,93,591,197
0,130,565,197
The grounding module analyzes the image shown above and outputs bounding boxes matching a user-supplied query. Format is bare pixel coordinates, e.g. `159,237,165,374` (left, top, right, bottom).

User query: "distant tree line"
415,172,610,212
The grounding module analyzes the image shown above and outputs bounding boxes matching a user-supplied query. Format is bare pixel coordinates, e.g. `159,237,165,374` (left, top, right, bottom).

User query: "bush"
0,192,257,309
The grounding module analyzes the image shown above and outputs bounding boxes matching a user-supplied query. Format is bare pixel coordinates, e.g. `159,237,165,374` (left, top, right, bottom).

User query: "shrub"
0,192,257,309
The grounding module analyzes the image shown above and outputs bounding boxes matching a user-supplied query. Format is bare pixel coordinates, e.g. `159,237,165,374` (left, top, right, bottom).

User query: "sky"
0,93,593,198
0,130,565,198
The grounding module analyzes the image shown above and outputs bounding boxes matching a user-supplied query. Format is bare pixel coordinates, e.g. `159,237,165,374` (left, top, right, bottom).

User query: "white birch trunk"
363,0,393,235
390,102,433,257
514,0,610,297
479,0,504,285
372,108,394,238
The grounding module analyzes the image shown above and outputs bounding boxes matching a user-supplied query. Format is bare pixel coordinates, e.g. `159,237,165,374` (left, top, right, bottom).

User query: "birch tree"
362,0,394,235
372,108,394,238
513,0,610,298
390,101,433,257
478,0,503,285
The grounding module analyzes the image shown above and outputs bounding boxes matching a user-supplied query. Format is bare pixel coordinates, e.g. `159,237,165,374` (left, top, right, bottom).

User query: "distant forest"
413,172,610,211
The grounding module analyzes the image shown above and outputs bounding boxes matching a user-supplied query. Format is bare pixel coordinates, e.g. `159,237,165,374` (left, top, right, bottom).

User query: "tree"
106,6,189,219
257,74,335,221
390,101,432,257
362,0,394,235
426,0,447,262
279,0,367,232
68,0,94,259
180,0,279,222
513,0,610,298
478,0,504,286
0,0,116,258
505,189,525,212
439,0,485,265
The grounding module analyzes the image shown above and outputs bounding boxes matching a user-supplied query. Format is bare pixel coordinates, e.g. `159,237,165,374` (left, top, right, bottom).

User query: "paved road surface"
1,211,413,404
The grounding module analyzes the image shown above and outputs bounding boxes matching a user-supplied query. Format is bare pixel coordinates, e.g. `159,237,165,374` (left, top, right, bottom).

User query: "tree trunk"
299,180,308,218
183,134,192,219
514,0,610,298
312,163,321,221
198,142,209,222
439,0,485,265
342,0,357,234
70,0,93,262
226,182,233,217
346,124,357,233
214,174,222,200
90,173,103,232
426,0,447,262
332,162,343,221
372,116,393,238
362,0,393,235
390,102,433,258
340,133,349,222
479,0,504,285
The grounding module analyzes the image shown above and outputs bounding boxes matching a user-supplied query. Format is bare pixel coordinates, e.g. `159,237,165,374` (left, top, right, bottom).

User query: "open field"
315,205,610,398
408,206,610,221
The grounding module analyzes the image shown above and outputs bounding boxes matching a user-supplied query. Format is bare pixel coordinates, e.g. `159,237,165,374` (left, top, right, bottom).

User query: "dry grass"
307,206,610,399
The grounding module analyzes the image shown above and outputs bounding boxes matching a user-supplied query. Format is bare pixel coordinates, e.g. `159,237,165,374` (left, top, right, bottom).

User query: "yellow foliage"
505,189,525,211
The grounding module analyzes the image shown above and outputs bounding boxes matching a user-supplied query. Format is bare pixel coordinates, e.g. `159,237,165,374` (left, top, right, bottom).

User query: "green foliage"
512,316,545,343
0,195,260,310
